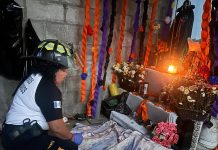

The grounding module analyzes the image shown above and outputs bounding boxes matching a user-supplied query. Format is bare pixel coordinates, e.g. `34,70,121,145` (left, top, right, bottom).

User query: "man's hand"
72,133,83,145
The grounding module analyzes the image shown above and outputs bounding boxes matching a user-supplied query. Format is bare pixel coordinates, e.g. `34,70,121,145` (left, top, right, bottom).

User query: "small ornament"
108,47,112,54
164,16,171,24
81,73,88,80
138,25,144,32
87,25,93,36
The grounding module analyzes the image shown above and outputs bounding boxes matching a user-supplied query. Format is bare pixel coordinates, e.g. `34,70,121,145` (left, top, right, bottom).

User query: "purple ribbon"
129,0,141,62
209,76,218,84
92,0,109,117
211,96,218,117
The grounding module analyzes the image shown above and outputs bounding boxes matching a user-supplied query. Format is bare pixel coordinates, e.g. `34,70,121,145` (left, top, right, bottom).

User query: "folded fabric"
110,111,147,134
109,131,172,150
71,120,171,150
167,112,178,123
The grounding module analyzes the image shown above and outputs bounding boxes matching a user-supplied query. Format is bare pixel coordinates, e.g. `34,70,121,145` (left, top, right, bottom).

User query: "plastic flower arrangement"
112,62,147,92
152,122,179,148
112,62,146,82
160,77,217,120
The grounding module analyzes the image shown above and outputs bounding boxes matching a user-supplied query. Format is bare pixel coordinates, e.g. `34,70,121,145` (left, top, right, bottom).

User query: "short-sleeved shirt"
5,73,63,130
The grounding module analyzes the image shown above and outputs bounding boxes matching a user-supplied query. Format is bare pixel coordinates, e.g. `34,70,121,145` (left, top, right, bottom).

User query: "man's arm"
48,118,73,140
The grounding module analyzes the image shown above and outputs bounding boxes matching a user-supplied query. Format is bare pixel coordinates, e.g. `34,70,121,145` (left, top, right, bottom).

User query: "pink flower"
173,134,179,144
152,122,179,147
152,136,161,143
168,134,174,143
160,140,171,148
155,127,162,135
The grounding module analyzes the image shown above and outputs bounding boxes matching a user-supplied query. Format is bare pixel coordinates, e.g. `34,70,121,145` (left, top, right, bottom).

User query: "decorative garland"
92,0,109,117
112,0,128,83
139,0,149,64
209,0,216,72
143,0,158,66
128,0,141,62
80,0,91,102
102,0,117,88
86,0,100,117
200,0,211,66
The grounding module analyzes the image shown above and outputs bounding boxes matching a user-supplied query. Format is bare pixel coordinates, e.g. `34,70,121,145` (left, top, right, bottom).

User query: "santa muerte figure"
168,0,195,59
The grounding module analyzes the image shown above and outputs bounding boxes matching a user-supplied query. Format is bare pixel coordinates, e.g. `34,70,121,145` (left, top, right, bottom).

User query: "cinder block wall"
11,0,168,116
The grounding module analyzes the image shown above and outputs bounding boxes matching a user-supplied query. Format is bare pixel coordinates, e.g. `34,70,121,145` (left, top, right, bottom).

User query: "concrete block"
62,90,87,115
45,23,83,44
90,0,95,9
63,0,81,6
31,20,46,40
81,0,103,9
125,15,133,32
114,15,133,32
66,7,84,25
15,0,24,7
26,0,64,22
0,76,18,124
122,46,131,62
126,0,137,16
123,32,133,47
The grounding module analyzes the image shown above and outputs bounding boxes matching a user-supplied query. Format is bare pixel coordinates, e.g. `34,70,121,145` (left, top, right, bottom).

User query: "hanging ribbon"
209,0,216,73
86,0,100,117
128,0,141,62
92,0,109,117
211,0,218,71
143,0,158,66
80,0,91,102
200,0,211,67
112,0,128,83
139,0,149,64
102,0,117,88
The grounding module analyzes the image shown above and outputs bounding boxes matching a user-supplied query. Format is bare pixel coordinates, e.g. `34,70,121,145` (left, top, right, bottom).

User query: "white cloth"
110,111,147,134
167,112,178,123
71,120,172,150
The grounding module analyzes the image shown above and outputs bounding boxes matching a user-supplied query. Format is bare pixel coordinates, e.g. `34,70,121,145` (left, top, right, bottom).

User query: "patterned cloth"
71,120,171,150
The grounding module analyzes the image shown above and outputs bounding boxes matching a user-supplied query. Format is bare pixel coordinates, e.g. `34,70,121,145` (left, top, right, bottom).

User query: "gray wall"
0,0,169,121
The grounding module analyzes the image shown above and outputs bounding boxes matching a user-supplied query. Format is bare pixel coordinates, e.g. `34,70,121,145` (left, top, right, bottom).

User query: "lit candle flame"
168,65,177,74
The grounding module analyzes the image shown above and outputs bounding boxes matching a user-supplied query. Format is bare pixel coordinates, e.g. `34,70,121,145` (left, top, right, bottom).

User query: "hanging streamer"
143,0,158,66
129,0,141,62
139,0,149,64
210,0,217,72
92,0,109,117
86,0,100,117
200,0,211,67
102,0,117,88
112,0,128,83
80,0,91,102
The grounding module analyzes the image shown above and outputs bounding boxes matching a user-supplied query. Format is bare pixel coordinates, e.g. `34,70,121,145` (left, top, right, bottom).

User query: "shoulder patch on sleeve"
53,101,62,108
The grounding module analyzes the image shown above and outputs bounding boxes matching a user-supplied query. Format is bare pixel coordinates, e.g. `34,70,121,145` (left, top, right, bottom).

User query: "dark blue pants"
2,124,78,150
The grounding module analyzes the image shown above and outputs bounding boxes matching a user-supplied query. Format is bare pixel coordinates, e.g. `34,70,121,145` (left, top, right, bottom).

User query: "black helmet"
27,39,73,68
